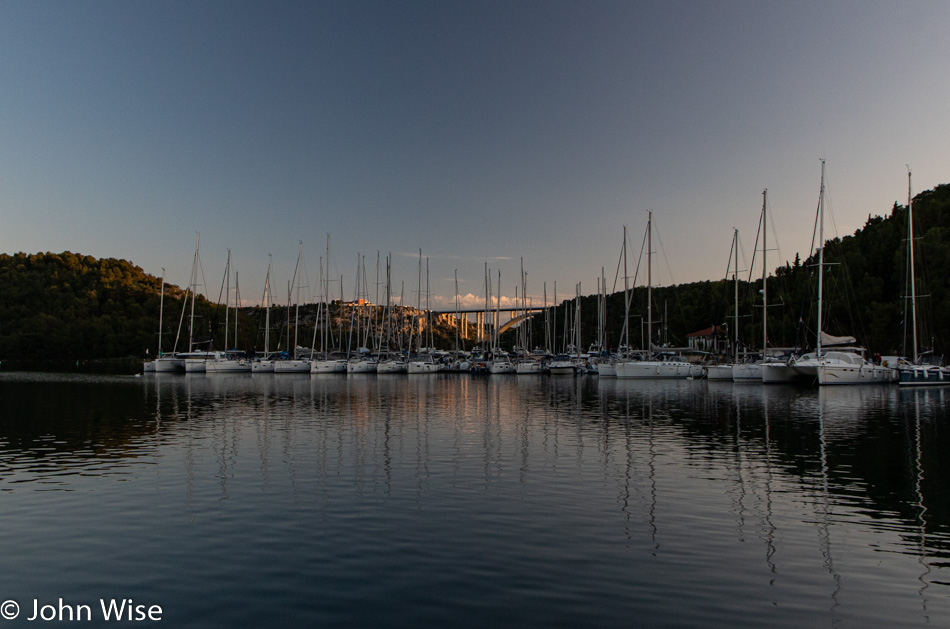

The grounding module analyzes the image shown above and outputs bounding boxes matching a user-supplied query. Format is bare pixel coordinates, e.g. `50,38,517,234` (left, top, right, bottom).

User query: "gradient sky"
3,0,949,310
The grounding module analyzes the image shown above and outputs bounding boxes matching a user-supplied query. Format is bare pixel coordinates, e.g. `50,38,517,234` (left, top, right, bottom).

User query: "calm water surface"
1,372,948,627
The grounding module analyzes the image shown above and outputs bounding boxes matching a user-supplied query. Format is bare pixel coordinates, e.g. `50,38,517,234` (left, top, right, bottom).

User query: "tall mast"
623,225,629,351
157,268,165,357
543,282,549,352
378,255,386,351
761,189,768,355
290,241,302,354
647,211,653,353
908,168,918,363
732,228,739,363
224,249,231,351
816,160,825,357
409,249,421,352
600,271,604,351
602,266,607,352
347,252,359,357
575,282,581,356
263,254,272,355
520,258,525,351
324,235,330,354
188,233,200,353
310,256,323,361
426,257,432,349
287,279,292,352
234,271,240,350
363,253,370,348
496,269,501,350
484,262,489,348
383,254,392,352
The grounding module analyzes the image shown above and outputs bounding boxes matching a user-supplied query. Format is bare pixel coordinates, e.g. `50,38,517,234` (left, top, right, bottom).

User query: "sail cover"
820,331,857,346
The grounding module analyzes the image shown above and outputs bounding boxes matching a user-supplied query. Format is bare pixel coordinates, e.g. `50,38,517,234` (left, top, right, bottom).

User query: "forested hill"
1,182,949,361
0,252,182,360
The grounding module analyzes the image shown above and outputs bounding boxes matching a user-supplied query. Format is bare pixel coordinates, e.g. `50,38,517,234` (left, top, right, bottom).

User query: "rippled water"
1,372,948,627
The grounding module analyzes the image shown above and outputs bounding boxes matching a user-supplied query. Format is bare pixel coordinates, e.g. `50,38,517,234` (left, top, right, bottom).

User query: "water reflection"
2,372,949,626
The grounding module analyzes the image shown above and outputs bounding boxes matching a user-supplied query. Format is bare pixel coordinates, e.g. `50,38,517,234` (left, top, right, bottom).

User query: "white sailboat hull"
346,360,378,374
488,361,516,374
705,365,734,381
251,359,276,373
311,359,346,373
184,358,207,373
817,363,895,385
145,356,185,373
206,360,251,373
274,360,312,373
616,360,698,379
546,359,575,375
376,360,407,374
732,363,762,382
407,361,440,374
595,362,617,377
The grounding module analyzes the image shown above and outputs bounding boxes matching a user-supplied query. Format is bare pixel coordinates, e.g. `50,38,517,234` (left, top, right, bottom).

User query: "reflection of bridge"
434,308,544,343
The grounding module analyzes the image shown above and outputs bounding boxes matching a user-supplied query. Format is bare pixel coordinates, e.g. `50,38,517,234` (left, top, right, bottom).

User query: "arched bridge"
433,307,544,342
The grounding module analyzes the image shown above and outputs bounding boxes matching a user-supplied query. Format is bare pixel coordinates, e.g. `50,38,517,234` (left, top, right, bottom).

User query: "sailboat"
598,227,634,377
345,253,378,374
143,268,185,373
615,212,700,379
488,269,516,374
706,228,740,381
376,254,408,373
515,260,543,374
897,169,950,386
311,236,348,374
251,255,277,373
762,161,894,384
178,234,218,373
812,164,894,385
275,243,312,373
445,269,472,372
587,268,611,376
407,250,440,374
733,189,786,382
206,250,251,373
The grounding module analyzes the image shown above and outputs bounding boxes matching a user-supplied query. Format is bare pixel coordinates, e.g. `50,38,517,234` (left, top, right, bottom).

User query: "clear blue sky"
3,0,949,310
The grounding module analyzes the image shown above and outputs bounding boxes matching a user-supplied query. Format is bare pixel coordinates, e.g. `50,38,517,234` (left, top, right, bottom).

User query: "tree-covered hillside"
0,252,179,359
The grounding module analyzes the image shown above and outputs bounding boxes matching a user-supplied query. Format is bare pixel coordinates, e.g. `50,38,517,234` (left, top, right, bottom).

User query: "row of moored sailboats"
146,163,949,386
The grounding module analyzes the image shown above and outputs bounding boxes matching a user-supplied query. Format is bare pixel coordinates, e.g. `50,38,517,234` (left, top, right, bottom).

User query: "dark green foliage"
0,251,195,360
